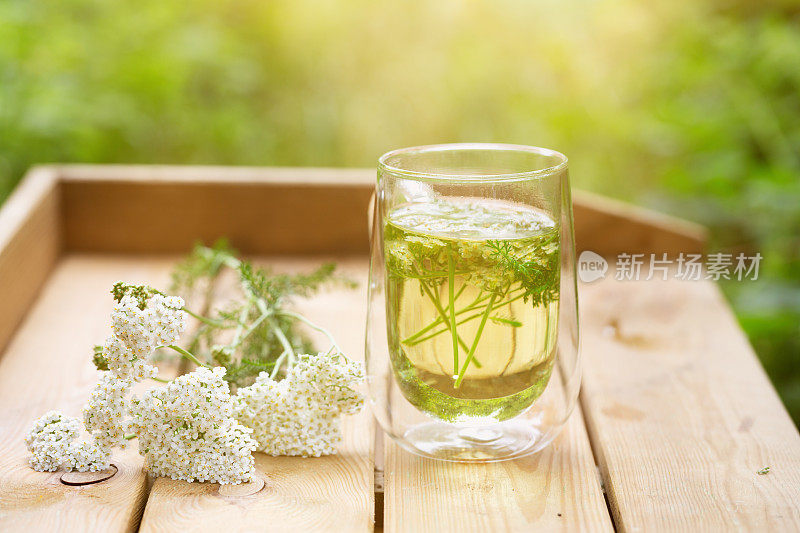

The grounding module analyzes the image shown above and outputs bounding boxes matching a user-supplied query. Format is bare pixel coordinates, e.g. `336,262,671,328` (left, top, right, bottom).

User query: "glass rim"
378,143,568,183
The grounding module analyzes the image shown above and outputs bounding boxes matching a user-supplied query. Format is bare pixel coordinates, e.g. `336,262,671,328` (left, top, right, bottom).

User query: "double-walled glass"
366,143,580,462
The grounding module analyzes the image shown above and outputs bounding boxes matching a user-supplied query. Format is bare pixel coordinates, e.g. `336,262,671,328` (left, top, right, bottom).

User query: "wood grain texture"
383,406,612,532
53,164,704,257
139,257,374,533
142,423,373,533
59,166,376,255
0,255,177,532
579,275,800,531
572,190,707,257
0,167,61,355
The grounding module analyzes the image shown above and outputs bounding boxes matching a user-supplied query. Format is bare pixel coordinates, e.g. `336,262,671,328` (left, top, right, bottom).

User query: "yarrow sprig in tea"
24,245,363,484
384,198,560,421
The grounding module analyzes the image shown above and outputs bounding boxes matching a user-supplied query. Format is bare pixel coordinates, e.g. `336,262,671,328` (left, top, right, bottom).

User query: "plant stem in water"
403,287,526,346
454,293,497,388
414,271,473,357
448,252,459,372
401,285,525,345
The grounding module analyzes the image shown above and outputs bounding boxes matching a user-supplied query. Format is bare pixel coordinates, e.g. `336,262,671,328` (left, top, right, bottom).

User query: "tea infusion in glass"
384,198,559,422
366,143,580,462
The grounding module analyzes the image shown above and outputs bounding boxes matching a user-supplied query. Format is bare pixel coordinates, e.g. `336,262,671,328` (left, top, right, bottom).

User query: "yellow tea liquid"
384,198,560,422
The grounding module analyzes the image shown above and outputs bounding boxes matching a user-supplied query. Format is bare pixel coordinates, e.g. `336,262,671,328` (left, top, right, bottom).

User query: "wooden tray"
0,165,798,532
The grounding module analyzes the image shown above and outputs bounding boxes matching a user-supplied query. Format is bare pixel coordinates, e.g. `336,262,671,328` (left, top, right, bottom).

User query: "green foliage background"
1,0,798,421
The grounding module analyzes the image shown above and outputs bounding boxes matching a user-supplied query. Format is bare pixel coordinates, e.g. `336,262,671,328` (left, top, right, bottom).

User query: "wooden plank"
59,166,376,255
572,190,707,257
141,418,373,533
56,164,376,185
0,167,61,355
383,405,612,532
0,255,177,532
139,257,374,533
579,275,800,531
53,164,704,257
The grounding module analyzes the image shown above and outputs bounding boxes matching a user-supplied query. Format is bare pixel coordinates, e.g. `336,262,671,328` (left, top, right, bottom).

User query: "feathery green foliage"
169,241,352,387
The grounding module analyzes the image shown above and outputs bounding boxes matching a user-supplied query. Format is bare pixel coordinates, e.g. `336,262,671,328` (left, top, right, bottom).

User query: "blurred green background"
1,0,798,421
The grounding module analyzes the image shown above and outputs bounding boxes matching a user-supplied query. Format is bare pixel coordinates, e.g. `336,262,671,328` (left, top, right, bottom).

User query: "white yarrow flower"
27,289,187,474
234,352,364,457
105,294,187,381
129,367,257,484
25,411,109,472
83,372,133,449
26,282,365,483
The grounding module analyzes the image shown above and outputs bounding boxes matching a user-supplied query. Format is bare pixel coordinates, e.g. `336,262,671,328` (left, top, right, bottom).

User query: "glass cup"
365,143,580,462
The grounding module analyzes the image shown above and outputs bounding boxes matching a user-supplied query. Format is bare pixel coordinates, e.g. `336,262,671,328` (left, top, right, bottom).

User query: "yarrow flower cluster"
234,351,364,457
25,411,108,472
26,289,188,475
83,372,134,450
25,281,365,484
105,293,187,381
129,367,257,484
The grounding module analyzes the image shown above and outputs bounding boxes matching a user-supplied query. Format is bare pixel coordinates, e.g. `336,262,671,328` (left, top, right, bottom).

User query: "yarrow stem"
231,305,251,346
272,325,297,366
447,253,459,372
237,309,272,346
166,345,211,368
182,307,227,328
413,268,473,357
401,285,526,346
403,290,528,347
169,242,357,386
277,311,343,355
270,348,291,379
454,293,497,388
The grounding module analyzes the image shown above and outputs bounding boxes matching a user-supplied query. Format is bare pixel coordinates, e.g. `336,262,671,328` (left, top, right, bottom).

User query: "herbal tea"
384,198,560,422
